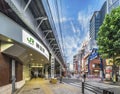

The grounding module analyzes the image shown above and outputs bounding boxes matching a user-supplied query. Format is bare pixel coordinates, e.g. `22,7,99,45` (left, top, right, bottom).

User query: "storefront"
105,59,113,80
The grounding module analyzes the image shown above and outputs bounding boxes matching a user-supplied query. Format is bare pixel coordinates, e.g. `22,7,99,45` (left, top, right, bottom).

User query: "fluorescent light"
8,39,12,42
30,54,32,56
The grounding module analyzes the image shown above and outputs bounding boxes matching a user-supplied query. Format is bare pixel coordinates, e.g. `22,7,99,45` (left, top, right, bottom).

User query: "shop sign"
22,30,49,59
105,66,112,73
106,59,113,65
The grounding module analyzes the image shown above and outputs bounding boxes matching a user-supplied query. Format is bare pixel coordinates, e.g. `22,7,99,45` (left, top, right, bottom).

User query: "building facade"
73,55,79,73
89,11,101,49
89,1,107,50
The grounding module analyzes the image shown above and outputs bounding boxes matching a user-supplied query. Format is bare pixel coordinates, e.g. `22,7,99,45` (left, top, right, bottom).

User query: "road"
63,78,120,94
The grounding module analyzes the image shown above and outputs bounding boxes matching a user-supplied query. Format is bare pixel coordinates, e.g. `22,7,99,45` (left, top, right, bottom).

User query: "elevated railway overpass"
0,0,66,93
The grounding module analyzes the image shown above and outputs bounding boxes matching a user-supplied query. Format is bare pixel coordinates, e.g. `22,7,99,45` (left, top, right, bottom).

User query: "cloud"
78,11,91,35
64,36,81,64
70,21,76,33
60,17,68,23
70,21,80,33
63,7,94,68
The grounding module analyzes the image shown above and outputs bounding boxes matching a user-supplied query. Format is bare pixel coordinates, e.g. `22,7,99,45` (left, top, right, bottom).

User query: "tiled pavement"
16,78,82,94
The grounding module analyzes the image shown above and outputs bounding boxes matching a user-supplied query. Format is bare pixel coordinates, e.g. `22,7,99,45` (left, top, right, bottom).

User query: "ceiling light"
30,54,32,56
8,39,12,42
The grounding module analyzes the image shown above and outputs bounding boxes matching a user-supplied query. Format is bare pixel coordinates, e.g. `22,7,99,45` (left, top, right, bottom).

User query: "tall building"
100,1,107,24
89,11,101,49
89,1,107,49
107,0,120,13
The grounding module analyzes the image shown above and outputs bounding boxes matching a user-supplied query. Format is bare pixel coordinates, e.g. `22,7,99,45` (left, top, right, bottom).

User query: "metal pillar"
42,67,44,76
45,65,48,79
60,66,62,77
51,56,55,78
12,59,16,94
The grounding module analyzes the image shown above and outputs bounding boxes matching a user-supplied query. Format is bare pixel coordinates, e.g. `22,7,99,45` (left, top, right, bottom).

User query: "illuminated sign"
22,30,49,59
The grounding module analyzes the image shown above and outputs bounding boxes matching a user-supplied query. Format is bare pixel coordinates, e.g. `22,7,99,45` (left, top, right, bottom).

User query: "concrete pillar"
12,59,16,94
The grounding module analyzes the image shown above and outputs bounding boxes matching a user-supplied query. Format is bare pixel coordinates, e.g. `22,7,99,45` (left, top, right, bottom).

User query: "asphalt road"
63,78,120,94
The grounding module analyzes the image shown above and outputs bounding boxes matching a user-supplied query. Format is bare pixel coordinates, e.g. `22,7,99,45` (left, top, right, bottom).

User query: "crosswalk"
68,82,82,87
65,82,96,94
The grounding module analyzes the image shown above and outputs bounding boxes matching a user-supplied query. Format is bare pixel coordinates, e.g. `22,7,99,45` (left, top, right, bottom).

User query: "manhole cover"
33,88,40,90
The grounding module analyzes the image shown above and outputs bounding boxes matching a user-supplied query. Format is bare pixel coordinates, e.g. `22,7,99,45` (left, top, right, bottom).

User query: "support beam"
36,17,47,29
51,44,57,51
43,30,52,40
54,48,59,53
48,40,54,46
56,52,60,56
36,17,47,21
24,0,32,12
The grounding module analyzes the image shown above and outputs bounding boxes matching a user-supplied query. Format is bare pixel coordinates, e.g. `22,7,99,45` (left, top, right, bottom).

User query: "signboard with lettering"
22,30,49,60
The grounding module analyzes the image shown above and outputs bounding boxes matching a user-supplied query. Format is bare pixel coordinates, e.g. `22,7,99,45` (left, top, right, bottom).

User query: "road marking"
69,83,81,87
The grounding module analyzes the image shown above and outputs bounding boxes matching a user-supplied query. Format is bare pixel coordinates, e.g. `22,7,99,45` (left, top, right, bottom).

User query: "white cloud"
70,21,76,33
70,21,80,33
78,11,91,35
64,7,94,67
60,17,67,23
64,36,81,64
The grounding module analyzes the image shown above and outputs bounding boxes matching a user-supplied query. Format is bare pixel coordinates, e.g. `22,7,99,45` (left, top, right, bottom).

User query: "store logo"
27,37,34,45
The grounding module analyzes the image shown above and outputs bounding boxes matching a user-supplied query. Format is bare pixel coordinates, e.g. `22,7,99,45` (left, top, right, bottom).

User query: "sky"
48,0,105,70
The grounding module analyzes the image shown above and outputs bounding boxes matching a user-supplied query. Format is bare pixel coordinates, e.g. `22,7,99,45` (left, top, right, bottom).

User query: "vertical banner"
51,56,55,78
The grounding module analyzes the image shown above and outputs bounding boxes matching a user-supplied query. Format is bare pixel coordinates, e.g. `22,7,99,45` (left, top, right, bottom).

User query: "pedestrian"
31,70,34,79
60,75,63,83
34,71,38,79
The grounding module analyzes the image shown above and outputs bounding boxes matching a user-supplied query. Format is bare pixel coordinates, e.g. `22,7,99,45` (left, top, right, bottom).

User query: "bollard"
82,82,84,94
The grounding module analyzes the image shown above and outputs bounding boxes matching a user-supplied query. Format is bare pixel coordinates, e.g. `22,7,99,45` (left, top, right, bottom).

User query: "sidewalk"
15,78,82,94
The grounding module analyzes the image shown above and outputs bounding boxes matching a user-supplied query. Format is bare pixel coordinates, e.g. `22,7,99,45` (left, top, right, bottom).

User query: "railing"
82,82,114,94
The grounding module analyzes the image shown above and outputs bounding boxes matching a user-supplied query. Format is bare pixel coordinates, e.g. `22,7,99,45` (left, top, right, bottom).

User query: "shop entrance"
31,67,44,79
